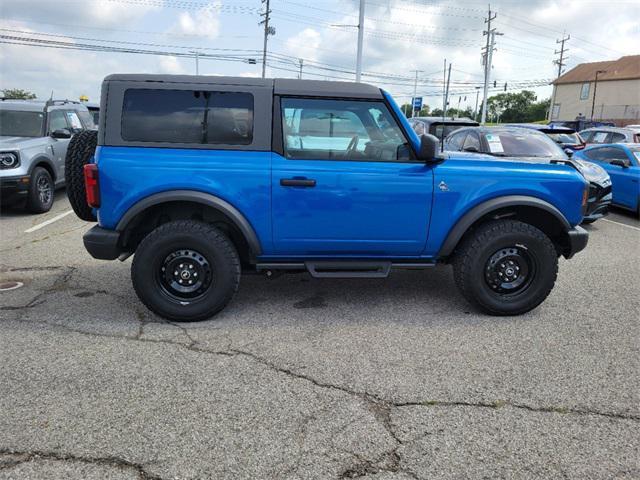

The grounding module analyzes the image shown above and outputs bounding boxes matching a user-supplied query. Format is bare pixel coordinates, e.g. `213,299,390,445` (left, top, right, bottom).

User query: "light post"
474,86,481,122
590,69,606,121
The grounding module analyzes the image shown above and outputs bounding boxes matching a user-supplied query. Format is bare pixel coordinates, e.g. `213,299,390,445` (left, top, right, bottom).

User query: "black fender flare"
116,190,262,256
28,156,57,181
437,195,571,258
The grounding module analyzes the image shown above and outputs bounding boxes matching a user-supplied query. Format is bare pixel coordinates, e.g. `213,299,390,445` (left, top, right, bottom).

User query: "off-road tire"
131,220,241,322
452,219,558,316
26,167,54,213
65,129,97,221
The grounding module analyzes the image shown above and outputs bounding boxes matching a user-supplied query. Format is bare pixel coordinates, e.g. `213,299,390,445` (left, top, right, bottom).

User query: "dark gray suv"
0,99,95,212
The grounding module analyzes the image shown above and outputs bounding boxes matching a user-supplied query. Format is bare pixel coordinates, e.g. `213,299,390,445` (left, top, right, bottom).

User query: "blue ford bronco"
66,74,589,321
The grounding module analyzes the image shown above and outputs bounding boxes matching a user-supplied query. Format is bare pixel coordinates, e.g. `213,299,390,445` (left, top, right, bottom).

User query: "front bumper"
0,175,30,204
564,226,589,259
583,183,612,222
83,225,122,260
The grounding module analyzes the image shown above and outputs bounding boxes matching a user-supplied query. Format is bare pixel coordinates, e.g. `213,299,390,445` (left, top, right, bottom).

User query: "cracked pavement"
1,195,639,479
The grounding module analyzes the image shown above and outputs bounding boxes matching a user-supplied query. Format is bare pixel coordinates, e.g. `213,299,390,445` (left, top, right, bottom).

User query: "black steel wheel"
158,249,213,302
484,246,536,296
453,219,558,316
26,167,54,213
132,220,240,322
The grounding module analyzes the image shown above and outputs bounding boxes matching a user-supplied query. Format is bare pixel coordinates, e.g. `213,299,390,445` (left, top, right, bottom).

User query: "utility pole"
410,69,423,118
355,0,366,82
195,52,199,75
549,33,570,120
298,58,304,79
481,5,501,124
590,69,606,120
441,61,452,151
259,0,274,79
474,86,481,121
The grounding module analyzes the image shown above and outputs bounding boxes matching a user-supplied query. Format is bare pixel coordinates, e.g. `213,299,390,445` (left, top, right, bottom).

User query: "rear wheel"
131,220,241,322
26,167,54,213
452,220,558,316
65,130,97,221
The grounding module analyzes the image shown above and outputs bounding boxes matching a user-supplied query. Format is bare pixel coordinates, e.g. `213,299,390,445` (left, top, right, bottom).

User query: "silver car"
579,126,640,145
0,99,95,212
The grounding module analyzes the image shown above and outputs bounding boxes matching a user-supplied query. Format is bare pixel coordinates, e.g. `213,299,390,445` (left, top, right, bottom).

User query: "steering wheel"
346,135,360,157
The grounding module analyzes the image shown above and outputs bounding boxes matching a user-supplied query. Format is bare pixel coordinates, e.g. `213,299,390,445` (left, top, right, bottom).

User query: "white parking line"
24,210,74,233
601,218,640,232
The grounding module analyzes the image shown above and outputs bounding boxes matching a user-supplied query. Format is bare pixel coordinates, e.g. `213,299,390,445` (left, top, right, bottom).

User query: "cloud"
0,0,155,28
158,55,188,75
170,4,222,40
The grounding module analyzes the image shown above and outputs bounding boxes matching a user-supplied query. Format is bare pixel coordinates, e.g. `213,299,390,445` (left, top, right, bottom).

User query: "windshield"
547,132,581,144
433,124,472,138
0,110,44,137
484,131,563,157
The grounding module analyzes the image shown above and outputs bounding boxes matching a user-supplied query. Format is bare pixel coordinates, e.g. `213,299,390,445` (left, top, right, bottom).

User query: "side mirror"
51,128,71,139
418,133,442,163
610,159,629,168
564,148,574,158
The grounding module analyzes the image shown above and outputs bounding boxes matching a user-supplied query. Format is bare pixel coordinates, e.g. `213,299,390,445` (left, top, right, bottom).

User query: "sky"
0,0,638,114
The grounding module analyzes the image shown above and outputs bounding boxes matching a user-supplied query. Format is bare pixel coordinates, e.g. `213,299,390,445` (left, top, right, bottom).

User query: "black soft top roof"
103,74,383,99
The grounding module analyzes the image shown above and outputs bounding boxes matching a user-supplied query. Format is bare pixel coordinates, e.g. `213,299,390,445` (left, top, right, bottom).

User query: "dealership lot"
1,194,639,479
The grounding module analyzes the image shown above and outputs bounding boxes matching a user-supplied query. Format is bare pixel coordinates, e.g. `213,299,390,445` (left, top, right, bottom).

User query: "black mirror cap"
418,133,443,163
564,148,574,158
51,128,72,139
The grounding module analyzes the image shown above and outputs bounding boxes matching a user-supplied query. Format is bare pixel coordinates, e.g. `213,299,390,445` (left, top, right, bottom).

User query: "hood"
0,136,47,150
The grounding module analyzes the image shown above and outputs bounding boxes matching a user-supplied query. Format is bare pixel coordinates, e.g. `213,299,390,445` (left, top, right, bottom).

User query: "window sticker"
633,151,640,163
485,133,504,153
593,132,608,143
66,112,82,130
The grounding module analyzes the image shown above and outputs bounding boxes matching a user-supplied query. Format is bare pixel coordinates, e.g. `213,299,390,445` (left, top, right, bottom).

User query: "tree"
1,88,36,100
485,90,550,123
400,103,430,117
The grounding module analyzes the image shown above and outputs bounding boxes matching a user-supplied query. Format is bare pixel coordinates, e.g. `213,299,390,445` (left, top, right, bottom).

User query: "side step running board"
255,261,436,278
305,261,391,278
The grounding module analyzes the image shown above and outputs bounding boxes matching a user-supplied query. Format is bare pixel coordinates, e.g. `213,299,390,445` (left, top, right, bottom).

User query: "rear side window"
610,132,627,143
591,131,610,144
121,89,253,145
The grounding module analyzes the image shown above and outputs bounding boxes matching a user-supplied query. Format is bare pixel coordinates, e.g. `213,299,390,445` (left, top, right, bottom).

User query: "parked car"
506,123,586,152
579,127,640,145
573,143,640,216
444,126,611,223
66,74,589,321
549,120,614,132
408,116,479,141
0,98,95,212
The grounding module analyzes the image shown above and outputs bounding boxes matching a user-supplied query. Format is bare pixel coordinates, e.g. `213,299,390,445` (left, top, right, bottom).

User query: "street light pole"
298,58,304,79
590,69,606,121
355,0,365,82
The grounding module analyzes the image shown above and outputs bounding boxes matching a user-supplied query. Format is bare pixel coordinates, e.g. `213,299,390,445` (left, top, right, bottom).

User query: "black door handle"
280,178,316,187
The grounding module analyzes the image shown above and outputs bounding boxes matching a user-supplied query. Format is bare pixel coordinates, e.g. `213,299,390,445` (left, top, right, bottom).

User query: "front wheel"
131,220,241,322
26,167,54,213
452,220,558,316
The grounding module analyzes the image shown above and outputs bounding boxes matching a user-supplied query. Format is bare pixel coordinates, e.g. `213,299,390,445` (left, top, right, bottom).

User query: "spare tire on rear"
65,130,98,221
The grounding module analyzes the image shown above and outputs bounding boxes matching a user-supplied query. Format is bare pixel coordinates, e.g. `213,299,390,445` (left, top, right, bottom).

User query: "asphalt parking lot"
1,192,639,480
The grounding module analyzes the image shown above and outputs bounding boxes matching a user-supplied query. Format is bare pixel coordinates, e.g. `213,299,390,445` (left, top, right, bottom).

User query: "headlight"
574,159,610,185
0,152,20,169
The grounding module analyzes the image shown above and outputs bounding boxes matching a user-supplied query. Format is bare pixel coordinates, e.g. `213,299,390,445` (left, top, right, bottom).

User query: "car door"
47,110,71,182
587,146,637,208
271,96,434,257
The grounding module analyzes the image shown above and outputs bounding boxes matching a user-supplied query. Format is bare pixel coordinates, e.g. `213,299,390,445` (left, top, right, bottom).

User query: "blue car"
64,74,589,320
573,144,640,216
